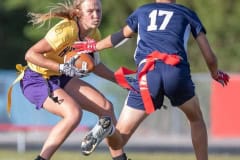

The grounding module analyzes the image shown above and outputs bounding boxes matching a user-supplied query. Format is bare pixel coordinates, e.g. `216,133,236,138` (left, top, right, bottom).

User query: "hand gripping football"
64,51,95,73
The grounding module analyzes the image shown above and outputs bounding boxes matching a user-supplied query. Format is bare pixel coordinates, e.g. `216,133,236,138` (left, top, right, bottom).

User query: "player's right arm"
96,25,134,51
26,20,79,75
25,38,59,72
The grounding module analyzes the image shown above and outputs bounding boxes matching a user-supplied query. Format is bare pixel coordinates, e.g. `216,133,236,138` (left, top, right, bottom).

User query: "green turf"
0,149,239,160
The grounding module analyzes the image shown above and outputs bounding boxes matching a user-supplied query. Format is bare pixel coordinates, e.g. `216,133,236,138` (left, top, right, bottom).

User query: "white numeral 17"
147,10,173,31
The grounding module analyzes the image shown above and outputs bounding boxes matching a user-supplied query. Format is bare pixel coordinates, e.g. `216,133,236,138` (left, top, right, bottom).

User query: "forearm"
96,27,132,51
96,35,113,51
25,38,60,72
196,33,219,78
200,43,219,78
205,53,218,78
25,50,59,72
93,63,117,83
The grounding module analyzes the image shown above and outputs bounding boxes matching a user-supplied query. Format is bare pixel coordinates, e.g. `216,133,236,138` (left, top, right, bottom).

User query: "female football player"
73,0,229,160
16,0,125,159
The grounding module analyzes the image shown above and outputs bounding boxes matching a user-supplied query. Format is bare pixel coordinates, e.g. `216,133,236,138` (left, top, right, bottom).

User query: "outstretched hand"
72,38,97,53
59,56,88,77
213,70,229,86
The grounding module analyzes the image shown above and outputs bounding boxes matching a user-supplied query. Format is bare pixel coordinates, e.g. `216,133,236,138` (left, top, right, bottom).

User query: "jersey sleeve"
126,10,139,33
189,12,206,38
45,20,78,51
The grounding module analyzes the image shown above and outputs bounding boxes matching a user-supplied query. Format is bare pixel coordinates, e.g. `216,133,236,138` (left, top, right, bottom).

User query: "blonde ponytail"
28,0,77,26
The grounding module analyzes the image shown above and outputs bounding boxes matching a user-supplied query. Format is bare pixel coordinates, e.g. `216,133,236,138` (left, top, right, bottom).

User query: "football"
64,51,95,72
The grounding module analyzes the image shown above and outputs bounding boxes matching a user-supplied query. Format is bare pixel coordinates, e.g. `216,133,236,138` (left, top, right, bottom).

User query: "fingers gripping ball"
64,51,95,73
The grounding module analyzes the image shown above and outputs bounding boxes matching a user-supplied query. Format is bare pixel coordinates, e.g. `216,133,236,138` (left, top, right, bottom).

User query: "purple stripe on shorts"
20,69,72,109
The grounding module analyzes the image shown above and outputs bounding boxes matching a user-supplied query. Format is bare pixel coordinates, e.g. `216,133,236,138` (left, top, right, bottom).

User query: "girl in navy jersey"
75,0,229,160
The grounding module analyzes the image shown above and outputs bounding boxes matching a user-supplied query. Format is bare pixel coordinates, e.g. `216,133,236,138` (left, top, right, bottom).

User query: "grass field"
0,150,240,160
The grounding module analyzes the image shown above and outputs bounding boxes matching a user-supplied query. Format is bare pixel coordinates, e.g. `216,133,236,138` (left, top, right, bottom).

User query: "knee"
65,108,82,128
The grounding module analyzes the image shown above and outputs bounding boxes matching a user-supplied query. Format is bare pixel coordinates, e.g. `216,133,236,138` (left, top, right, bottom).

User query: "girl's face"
79,0,102,30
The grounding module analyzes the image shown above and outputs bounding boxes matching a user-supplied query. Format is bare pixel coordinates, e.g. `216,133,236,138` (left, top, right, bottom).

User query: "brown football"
64,51,95,72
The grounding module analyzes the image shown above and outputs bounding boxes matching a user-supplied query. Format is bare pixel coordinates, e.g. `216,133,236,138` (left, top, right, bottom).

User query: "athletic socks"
35,155,46,160
112,153,129,160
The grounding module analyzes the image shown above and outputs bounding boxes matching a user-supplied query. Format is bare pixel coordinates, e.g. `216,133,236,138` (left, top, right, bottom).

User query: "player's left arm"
73,25,134,53
196,32,229,86
196,32,218,76
92,25,135,84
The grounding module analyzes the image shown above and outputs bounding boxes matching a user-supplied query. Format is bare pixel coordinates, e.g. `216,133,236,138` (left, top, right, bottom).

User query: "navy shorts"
20,68,72,109
126,61,195,111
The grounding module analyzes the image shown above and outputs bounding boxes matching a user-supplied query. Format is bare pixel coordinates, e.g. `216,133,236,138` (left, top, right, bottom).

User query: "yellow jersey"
27,19,101,78
7,19,101,115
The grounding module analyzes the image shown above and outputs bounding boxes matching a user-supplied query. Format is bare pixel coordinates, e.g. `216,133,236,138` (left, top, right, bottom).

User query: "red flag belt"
114,51,181,114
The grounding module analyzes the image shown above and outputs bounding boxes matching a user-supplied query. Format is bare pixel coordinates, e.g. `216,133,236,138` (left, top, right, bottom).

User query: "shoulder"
46,19,78,40
50,19,78,33
46,19,78,36
45,19,78,50
88,28,101,41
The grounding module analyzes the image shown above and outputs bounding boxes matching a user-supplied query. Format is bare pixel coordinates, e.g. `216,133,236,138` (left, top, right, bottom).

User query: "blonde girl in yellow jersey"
16,0,125,159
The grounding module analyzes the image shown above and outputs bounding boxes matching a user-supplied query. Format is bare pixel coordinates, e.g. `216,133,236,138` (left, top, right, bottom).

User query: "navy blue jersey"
126,3,206,65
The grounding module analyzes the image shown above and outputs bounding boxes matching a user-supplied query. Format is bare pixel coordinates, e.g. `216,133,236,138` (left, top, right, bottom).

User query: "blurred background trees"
0,0,239,72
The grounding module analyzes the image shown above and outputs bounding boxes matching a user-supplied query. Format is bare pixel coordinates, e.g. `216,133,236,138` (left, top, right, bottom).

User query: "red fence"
211,74,240,138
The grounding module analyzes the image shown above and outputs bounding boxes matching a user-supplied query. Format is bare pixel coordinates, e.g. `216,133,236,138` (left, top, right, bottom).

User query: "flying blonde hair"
28,0,85,26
